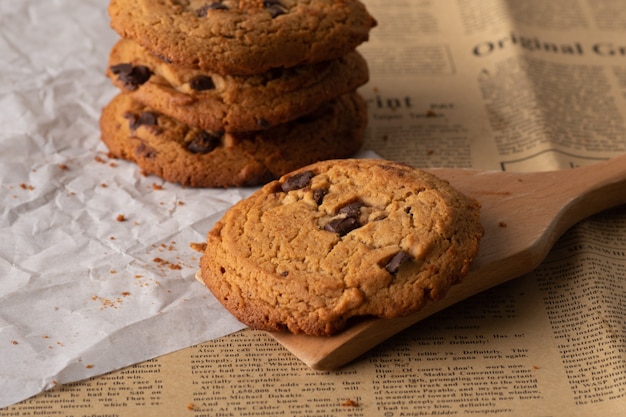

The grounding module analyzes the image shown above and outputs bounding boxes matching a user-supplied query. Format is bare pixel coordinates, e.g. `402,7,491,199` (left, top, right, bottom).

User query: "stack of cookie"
100,0,376,187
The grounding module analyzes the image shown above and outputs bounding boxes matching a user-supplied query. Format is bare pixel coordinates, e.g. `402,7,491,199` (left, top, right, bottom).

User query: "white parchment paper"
0,1,254,407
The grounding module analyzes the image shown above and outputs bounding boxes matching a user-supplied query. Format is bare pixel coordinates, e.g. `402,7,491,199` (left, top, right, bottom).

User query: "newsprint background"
3,0,626,416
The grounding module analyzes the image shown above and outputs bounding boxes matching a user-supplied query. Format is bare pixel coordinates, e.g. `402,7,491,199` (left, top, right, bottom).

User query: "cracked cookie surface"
107,38,369,132
199,159,484,335
99,92,366,187
108,0,377,75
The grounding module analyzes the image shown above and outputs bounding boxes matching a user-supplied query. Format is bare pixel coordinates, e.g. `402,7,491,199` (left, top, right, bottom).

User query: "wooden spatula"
270,154,626,370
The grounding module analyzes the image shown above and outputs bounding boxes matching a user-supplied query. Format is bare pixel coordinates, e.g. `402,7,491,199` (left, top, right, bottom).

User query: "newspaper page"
358,0,626,170
2,0,626,416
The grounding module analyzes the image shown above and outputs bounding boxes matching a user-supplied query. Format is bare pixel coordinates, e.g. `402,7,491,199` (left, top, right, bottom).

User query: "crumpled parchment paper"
0,1,253,407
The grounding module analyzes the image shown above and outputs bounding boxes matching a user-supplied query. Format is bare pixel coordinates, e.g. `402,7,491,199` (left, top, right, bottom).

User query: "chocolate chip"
110,63,151,91
189,75,215,91
324,217,361,236
324,200,366,236
186,131,221,154
263,0,287,17
135,143,157,159
257,118,270,129
385,251,412,274
110,63,131,74
124,111,158,132
281,170,315,192
313,188,328,205
137,112,157,127
196,2,228,16
339,201,364,218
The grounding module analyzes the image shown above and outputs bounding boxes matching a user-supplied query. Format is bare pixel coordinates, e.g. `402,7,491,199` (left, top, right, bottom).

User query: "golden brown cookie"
199,159,483,335
107,38,369,132
108,0,376,75
99,93,367,187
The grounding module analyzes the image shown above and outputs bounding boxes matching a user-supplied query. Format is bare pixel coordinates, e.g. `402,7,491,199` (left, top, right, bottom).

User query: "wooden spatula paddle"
270,154,626,370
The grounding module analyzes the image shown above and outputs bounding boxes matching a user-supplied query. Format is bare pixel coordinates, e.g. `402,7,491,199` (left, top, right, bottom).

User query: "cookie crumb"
11,340,18,345
341,399,359,407
190,242,207,253
58,163,69,170
153,257,182,270
187,403,195,410
116,214,126,222
85,364,94,369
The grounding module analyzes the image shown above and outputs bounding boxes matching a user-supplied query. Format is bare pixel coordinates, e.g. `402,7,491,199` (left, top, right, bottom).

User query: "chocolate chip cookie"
107,38,369,132
108,0,377,75
99,93,367,187
199,159,483,335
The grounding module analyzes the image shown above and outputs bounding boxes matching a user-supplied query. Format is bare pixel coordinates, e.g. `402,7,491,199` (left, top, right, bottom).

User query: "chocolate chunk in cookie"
189,75,216,91
263,0,287,18
186,131,222,154
281,171,315,192
196,2,229,16
324,216,362,236
124,111,158,132
110,63,151,90
385,251,413,274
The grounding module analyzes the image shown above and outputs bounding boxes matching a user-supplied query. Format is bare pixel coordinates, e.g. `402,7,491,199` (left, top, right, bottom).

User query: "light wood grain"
271,154,626,370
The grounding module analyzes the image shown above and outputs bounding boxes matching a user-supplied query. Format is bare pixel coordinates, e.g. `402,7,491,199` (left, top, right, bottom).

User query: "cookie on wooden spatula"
199,159,483,335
